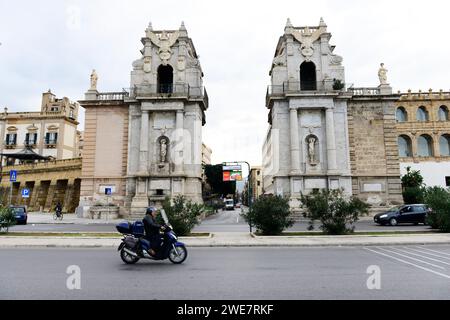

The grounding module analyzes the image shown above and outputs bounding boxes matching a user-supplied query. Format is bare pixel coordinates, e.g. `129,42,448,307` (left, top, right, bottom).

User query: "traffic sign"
9,170,17,182
21,188,30,198
105,188,112,196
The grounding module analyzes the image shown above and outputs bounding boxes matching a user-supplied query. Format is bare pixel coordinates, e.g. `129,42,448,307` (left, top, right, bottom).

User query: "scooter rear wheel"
120,248,140,264
168,245,187,264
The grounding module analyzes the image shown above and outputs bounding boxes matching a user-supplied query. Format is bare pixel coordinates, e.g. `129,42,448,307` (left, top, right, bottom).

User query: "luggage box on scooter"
116,222,132,234
132,221,145,237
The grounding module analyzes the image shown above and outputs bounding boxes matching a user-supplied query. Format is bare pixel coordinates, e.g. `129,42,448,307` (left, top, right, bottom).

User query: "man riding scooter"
142,207,166,257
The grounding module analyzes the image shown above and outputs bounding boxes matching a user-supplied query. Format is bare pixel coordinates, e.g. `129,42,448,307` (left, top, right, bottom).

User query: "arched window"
398,135,412,157
438,106,449,121
417,135,433,157
157,65,173,93
396,107,407,122
439,134,450,156
416,106,429,122
300,61,317,91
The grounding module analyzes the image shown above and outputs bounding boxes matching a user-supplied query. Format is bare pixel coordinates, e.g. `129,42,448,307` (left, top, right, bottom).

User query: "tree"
161,196,204,236
401,167,425,204
242,195,294,235
301,189,370,235
204,165,236,197
423,187,450,232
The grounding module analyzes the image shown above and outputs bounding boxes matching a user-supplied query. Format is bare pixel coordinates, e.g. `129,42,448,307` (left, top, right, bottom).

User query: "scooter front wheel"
168,245,188,264
120,248,140,264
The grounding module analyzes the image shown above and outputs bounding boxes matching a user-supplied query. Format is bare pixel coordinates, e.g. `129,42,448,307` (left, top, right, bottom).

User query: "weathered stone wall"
0,158,81,212
348,97,403,210
77,102,129,217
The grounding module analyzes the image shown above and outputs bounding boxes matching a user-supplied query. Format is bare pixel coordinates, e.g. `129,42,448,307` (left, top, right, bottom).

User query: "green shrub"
161,196,204,236
0,206,16,233
423,187,450,232
401,167,425,204
242,195,294,235
301,189,370,235
403,186,425,205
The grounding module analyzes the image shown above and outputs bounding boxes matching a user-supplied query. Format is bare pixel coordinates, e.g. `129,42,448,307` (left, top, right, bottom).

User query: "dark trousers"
145,235,162,252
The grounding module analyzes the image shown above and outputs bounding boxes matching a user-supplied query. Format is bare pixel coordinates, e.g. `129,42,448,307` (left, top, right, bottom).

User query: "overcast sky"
1,0,449,167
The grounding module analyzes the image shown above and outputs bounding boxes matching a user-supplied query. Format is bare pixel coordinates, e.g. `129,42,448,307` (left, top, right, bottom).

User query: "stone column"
139,111,149,173
290,108,301,174
174,110,184,174
63,179,76,213
326,108,338,172
44,182,57,212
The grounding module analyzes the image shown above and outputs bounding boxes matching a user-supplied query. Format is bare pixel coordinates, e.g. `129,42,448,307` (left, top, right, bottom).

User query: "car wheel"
389,218,398,226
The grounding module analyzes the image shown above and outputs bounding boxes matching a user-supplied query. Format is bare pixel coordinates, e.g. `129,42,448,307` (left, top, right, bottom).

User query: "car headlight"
380,214,388,219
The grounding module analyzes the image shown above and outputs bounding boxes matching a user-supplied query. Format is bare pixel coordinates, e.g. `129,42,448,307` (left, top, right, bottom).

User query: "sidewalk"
1,232,449,248
27,213,123,225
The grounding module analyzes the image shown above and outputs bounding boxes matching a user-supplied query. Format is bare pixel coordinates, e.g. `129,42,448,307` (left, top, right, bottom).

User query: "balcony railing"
348,87,381,96
124,84,209,109
97,91,130,101
267,80,348,95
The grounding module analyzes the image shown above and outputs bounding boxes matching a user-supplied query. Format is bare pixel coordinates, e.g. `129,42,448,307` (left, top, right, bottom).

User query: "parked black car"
10,206,27,225
374,204,430,226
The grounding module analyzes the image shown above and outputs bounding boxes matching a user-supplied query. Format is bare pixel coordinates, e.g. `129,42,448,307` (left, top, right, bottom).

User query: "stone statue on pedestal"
378,63,388,85
90,69,98,90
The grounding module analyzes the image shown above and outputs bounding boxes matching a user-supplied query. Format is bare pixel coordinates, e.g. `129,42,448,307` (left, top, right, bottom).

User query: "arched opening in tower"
157,65,174,93
300,61,317,91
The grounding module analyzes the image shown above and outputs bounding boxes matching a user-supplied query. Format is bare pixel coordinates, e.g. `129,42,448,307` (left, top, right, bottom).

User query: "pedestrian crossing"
365,246,450,280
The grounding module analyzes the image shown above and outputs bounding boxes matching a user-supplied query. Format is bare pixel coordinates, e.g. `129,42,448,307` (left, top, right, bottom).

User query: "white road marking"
375,247,445,269
365,248,450,280
390,248,450,266
413,246,450,257
405,247,450,261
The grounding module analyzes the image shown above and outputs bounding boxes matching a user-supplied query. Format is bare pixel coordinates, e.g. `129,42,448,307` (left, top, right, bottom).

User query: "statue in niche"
307,136,318,165
160,137,168,163
90,69,98,90
378,63,388,85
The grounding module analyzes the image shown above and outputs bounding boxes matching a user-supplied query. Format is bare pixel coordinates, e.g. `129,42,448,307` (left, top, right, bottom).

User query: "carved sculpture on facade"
143,56,152,73
148,30,180,65
307,136,318,165
378,63,388,85
160,137,168,163
289,19,327,61
90,69,98,90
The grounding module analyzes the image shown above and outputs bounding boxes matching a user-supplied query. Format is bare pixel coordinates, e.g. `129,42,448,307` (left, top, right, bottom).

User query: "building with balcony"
0,90,81,165
263,18,403,213
249,166,263,203
395,90,450,187
78,22,209,218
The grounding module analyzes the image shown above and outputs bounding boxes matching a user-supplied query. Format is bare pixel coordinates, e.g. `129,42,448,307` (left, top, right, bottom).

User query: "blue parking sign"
10,170,17,182
21,188,30,198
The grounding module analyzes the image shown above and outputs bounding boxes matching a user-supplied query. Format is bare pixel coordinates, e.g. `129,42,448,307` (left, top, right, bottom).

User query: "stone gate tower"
263,18,353,208
127,22,208,214
78,22,208,217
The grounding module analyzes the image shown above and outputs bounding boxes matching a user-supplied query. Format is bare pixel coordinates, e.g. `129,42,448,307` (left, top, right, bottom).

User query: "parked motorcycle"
115,209,187,265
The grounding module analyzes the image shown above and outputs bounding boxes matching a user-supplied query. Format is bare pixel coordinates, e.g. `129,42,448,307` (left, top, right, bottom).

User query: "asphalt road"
0,246,449,299
10,208,433,233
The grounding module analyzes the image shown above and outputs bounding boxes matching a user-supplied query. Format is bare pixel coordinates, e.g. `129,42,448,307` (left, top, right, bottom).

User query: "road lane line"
365,248,450,280
405,247,450,261
390,248,450,266
375,247,446,270
413,246,450,257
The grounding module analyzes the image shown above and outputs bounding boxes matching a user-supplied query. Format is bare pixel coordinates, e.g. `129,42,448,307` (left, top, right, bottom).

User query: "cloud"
1,0,449,166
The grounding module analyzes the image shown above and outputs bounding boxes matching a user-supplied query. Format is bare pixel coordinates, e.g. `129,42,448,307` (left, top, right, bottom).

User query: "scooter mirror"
160,209,169,225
